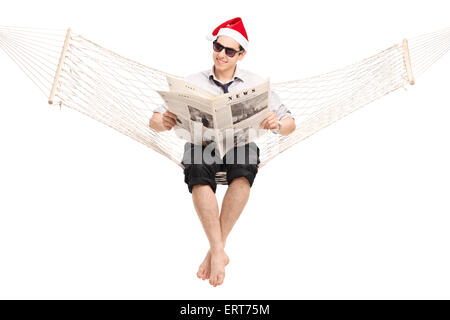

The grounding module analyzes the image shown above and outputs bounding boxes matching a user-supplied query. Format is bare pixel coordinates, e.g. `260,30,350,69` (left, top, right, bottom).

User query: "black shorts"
181,141,260,193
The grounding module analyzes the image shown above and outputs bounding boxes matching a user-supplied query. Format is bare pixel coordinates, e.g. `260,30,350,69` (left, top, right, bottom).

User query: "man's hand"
259,112,279,130
162,110,178,130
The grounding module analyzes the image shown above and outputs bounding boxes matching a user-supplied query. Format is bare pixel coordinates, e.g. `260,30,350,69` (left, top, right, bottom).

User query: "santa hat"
206,17,249,51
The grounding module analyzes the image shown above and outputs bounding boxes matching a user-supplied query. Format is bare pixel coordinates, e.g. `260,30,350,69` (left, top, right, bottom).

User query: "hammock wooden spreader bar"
0,26,449,185
49,27,71,105
402,39,415,85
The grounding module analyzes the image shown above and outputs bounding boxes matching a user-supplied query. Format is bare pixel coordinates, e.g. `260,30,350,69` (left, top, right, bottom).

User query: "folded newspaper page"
156,75,270,159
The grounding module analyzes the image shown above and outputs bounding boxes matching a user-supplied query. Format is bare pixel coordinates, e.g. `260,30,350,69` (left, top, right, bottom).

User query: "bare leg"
197,177,250,280
192,184,229,287
220,177,251,245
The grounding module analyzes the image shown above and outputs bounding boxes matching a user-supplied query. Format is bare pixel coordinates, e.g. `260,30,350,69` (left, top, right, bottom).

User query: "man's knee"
229,176,250,187
226,164,258,187
184,163,218,194
191,184,215,192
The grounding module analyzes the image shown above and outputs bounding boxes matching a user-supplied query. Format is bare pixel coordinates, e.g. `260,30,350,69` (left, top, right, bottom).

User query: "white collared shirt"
153,65,293,121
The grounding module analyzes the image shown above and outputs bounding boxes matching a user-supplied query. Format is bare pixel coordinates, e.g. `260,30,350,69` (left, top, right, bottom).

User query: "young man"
149,17,296,287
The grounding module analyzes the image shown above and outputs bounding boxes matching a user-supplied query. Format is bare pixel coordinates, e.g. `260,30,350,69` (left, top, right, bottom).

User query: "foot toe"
218,274,225,285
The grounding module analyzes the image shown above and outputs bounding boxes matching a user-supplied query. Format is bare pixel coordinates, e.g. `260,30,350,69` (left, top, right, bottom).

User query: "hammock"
0,26,449,185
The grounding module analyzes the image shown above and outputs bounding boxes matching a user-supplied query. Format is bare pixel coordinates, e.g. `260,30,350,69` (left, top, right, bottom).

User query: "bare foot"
197,250,212,280
209,249,230,287
197,249,230,281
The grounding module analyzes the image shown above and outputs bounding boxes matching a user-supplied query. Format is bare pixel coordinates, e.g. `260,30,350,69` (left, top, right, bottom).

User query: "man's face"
212,35,246,72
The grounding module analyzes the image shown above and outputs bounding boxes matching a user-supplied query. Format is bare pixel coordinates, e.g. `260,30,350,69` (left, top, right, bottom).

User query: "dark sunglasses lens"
213,42,223,52
225,48,236,57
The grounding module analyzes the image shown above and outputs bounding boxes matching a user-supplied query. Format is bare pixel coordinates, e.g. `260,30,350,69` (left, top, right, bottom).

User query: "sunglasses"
213,41,244,58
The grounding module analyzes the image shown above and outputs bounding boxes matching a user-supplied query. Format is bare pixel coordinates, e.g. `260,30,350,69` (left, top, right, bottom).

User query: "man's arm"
260,112,296,136
259,89,296,136
149,109,178,132
149,112,166,132
279,117,296,136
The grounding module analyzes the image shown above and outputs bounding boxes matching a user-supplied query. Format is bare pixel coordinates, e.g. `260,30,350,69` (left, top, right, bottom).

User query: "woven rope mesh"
1,26,449,184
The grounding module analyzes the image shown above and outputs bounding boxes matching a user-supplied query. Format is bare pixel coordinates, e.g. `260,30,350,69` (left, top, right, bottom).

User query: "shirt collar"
208,65,245,84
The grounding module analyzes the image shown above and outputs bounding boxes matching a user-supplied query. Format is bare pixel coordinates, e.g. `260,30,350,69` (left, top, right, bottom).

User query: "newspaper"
156,75,270,158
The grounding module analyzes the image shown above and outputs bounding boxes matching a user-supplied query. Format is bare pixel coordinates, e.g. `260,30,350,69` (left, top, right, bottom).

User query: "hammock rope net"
1,26,449,184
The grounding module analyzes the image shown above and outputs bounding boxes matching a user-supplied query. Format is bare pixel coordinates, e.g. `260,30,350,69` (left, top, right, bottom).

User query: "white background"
0,0,449,299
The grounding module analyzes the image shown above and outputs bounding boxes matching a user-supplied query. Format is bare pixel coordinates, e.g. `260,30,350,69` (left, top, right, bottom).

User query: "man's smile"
216,58,227,65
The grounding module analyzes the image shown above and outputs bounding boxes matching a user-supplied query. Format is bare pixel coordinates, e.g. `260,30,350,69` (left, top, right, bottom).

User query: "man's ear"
238,50,247,61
